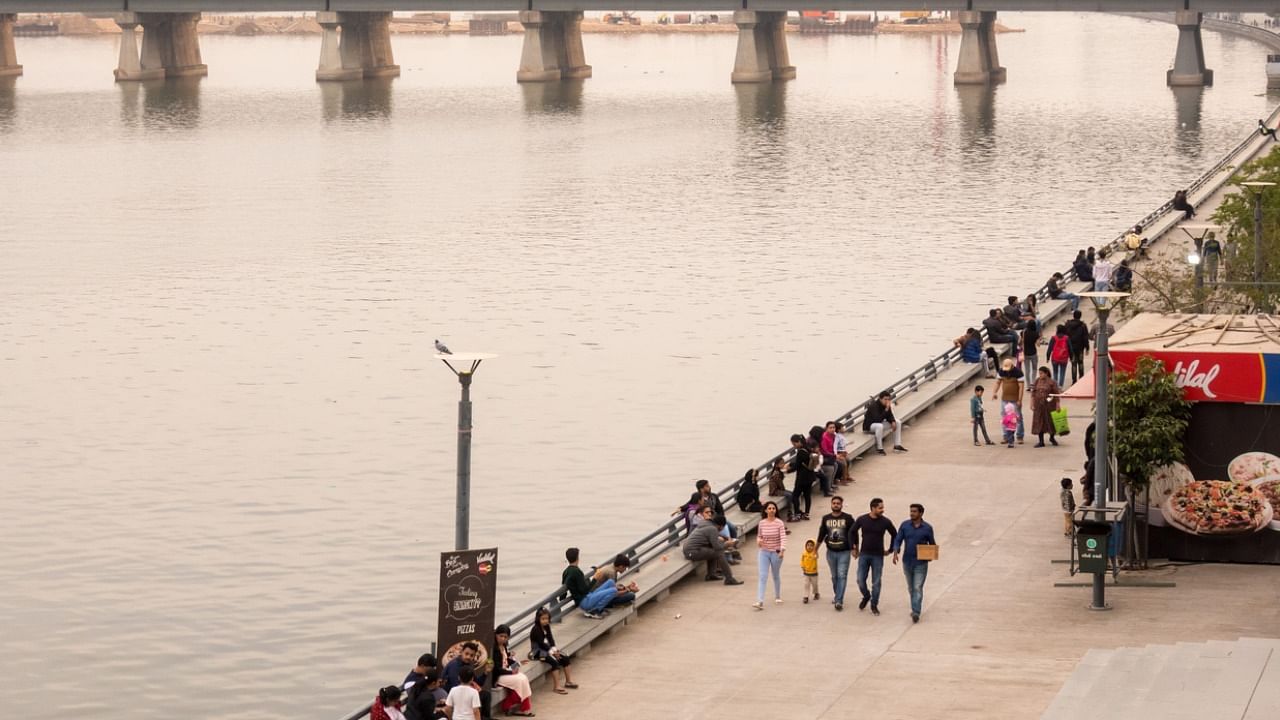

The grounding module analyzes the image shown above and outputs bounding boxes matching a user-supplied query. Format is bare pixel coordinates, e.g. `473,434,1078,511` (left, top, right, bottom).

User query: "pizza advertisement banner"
1108,349,1280,404
1147,403,1280,564
436,548,499,667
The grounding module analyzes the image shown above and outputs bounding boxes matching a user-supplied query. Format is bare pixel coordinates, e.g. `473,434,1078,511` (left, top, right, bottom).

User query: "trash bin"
1075,520,1111,574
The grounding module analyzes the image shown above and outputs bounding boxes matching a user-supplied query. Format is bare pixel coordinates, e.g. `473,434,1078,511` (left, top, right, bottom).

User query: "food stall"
1108,313,1280,564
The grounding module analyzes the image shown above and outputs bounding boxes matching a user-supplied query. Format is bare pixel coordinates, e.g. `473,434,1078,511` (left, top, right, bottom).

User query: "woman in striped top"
754,501,787,610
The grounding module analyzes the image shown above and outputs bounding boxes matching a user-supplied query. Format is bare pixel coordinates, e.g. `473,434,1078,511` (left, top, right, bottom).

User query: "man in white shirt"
445,665,483,720
1092,250,1115,292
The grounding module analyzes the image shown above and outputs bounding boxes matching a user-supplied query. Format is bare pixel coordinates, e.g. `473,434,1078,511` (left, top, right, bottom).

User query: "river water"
0,12,1274,719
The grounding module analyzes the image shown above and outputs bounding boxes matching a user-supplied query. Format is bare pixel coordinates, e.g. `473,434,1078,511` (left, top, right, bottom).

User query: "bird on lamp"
434,339,452,355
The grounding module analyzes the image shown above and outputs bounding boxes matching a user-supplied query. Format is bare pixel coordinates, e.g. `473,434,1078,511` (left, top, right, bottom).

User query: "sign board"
436,548,499,668
1109,350,1280,404
1077,533,1108,574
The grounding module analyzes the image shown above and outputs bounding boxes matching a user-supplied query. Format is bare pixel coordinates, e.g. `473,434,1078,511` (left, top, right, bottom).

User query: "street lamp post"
1077,291,1129,612
1180,223,1219,309
436,352,497,552
1241,181,1276,308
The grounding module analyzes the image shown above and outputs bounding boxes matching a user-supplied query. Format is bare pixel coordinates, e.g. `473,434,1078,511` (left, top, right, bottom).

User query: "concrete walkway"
532,390,1280,719
528,158,1280,720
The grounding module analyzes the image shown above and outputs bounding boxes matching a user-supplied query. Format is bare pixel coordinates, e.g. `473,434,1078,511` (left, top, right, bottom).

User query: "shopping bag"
1051,408,1071,436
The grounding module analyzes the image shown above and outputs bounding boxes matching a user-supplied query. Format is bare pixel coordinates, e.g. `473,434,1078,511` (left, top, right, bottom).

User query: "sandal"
565,682,579,689
555,688,569,695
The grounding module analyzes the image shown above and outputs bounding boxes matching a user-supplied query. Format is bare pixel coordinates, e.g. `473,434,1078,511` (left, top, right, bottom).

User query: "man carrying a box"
891,503,937,624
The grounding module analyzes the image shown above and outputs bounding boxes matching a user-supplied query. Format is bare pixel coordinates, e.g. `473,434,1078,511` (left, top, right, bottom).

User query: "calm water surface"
0,13,1275,719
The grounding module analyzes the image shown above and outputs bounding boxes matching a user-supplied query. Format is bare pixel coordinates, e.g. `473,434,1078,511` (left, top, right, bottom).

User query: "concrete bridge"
0,3,1268,86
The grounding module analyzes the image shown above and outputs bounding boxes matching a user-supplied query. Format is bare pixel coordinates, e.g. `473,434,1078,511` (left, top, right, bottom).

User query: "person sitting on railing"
1113,260,1133,293
371,685,408,720
682,515,744,585
1072,250,1094,284
1047,272,1081,312
1172,189,1196,219
490,624,535,717
442,642,491,718
766,458,790,500
588,554,638,606
1002,296,1029,331
863,391,908,455
735,468,763,513
404,671,447,720
673,479,737,541
954,327,1000,377
561,547,592,608
530,607,578,695
1259,119,1277,141
404,653,439,690
982,309,1018,347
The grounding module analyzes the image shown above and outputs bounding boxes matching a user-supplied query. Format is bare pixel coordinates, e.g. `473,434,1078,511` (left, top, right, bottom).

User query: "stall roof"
1109,313,1280,354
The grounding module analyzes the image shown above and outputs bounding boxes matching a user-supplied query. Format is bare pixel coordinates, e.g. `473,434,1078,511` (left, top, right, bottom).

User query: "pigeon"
434,339,452,355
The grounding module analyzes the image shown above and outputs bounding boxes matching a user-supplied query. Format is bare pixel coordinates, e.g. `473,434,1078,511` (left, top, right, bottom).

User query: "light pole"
436,352,497,551
1078,290,1129,612
1241,181,1276,308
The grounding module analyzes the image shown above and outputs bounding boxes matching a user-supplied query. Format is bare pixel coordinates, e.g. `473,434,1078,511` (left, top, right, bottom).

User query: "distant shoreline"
16,14,1025,37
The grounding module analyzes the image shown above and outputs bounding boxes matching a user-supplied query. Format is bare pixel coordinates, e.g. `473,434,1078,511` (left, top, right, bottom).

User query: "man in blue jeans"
891,503,937,624
852,497,897,616
815,496,854,611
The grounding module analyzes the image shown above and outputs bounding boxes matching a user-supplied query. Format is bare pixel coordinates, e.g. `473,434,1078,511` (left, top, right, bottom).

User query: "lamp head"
1077,291,1130,312
1187,251,1202,265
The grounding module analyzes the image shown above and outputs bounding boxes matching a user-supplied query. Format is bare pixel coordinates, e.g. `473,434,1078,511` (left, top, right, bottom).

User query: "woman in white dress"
491,624,535,717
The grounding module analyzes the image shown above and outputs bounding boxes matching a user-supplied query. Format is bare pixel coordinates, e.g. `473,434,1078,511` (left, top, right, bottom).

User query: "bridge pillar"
315,12,360,80
115,13,207,81
328,12,400,80
954,11,1003,85
0,14,21,78
731,11,794,84
517,11,591,83
1168,11,1213,87
981,11,1006,83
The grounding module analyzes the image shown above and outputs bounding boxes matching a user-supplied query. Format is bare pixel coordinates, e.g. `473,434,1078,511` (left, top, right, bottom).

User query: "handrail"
336,104,1280,720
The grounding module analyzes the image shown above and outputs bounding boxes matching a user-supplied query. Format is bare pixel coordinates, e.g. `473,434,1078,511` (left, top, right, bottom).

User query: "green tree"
1108,355,1192,567
1210,145,1280,311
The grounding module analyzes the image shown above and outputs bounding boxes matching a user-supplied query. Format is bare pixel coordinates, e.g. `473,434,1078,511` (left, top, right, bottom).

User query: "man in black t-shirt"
816,496,854,611
852,497,897,615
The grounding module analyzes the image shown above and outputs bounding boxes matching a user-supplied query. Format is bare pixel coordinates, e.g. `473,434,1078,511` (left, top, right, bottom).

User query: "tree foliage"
1109,355,1192,492
1210,145,1280,311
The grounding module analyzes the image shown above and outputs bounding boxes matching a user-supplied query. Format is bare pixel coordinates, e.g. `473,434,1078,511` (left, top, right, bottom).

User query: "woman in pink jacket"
754,501,787,610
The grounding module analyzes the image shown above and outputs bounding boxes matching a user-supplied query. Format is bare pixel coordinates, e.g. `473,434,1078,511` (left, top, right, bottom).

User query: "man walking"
852,497,896,616
864,391,908,455
891,503,937,623
1064,310,1090,384
815,496,855,611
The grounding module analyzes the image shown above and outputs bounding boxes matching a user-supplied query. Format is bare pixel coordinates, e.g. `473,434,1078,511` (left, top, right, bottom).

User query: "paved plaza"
534,387,1280,719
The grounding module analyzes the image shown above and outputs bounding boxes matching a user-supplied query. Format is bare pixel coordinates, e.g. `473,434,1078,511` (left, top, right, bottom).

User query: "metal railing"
336,104,1280,720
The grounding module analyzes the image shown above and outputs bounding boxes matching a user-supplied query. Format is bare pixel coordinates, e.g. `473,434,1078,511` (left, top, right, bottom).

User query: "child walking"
971,385,993,446
1001,402,1019,448
800,539,819,604
1060,478,1076,536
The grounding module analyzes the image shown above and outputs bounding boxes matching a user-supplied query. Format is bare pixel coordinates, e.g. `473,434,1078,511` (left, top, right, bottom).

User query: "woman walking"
530,607,577,695
754,501,787,610
491,624,535,717
1030,367,1063,448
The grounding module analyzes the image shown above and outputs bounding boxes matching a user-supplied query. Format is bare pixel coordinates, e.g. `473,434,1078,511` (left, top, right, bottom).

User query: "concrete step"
1242,640,1280,720
1040,648,1116,720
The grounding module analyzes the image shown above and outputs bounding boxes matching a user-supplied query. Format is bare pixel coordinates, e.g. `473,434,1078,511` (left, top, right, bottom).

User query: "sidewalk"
528,159,1280,720
532,390,1280,719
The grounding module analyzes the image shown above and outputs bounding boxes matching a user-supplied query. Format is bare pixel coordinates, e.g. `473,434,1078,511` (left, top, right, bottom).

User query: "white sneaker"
752,602,764,611
774,598,783,604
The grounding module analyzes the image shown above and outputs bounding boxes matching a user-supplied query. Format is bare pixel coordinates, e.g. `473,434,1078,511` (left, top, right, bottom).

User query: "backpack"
1050,335,1070,364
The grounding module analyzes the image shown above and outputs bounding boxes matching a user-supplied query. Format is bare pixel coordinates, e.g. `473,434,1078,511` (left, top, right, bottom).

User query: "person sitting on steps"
863,391,908,455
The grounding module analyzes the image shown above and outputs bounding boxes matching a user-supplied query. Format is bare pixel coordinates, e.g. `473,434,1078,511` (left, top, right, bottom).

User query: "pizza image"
1145,462,1195,526
1162,480,1273,535
1250,477,1280,532
1227,452,1280,483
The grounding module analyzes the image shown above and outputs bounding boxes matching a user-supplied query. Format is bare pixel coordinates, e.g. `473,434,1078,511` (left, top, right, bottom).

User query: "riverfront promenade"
525,186,1280,719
